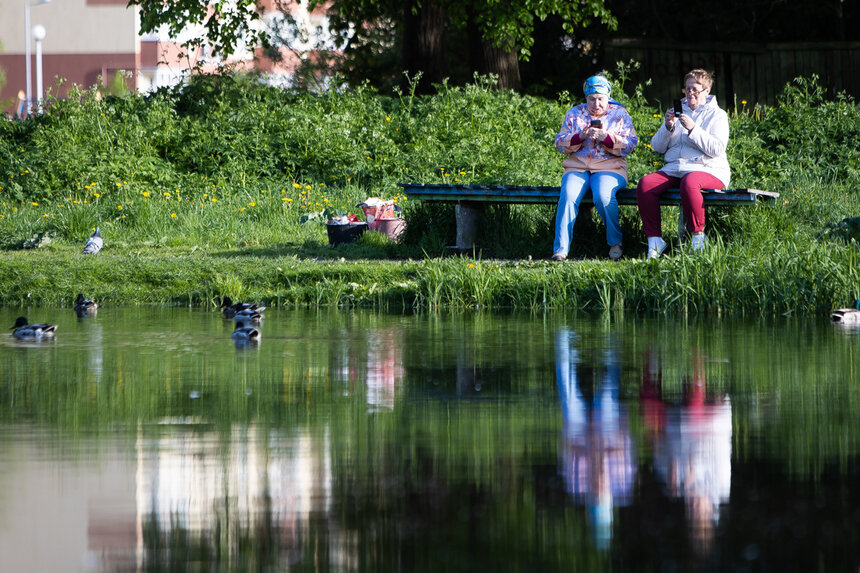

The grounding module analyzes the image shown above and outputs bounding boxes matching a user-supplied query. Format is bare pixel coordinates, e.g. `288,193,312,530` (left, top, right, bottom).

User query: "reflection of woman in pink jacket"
552,75,638,262
556,328,636,549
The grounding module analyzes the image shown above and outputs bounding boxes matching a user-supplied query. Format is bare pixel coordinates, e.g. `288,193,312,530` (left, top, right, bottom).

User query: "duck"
218,296,265,319
82,227,103,254
231,320,261,343
831,300,860,325
10,316,57,339
74,293,98,316
233,309,264,324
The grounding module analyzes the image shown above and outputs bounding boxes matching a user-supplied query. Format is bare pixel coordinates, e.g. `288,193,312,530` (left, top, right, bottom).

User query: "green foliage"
1,70,859,313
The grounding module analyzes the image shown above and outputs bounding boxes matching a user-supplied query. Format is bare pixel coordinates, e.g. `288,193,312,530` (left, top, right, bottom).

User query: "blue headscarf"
583,75,624,108
583,75,611,97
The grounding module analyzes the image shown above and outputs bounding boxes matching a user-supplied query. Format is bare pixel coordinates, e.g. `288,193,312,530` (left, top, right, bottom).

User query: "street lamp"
25,0,51,116
32,24,46,111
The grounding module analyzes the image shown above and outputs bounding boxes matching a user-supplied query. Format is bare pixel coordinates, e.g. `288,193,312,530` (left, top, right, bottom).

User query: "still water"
1,307,858,571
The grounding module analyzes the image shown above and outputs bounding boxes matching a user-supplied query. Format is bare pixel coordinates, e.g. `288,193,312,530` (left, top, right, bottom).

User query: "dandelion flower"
170,213,177,218
249,202,256,207
117,205,123,210
293,183,301,188
93,193,100,198
142,191,150,197
32,202,38,206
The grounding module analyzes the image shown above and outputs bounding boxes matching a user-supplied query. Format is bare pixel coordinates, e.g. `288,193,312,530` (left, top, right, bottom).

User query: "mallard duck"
218,296,265,319
74,293,98,316
233,309,264,324
831,300,860,325
231,320,261,342
82,227,103,254
10,316,57,339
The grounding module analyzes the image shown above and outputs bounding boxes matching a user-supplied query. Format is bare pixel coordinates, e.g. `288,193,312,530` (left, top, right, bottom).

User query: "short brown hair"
684,69,713,91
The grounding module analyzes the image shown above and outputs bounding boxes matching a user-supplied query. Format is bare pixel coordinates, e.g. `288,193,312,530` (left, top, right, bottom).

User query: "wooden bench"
397,183,780,250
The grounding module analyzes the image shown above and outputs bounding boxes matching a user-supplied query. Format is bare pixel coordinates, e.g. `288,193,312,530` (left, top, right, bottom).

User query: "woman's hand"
678,114,695,132
664,109,676,131
582,127,609,142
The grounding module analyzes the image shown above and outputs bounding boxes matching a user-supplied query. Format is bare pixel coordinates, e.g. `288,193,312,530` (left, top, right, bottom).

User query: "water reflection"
555,328,635,549
640,348,732,555
136,424,332,570
1,309,859,571
365,327,404,412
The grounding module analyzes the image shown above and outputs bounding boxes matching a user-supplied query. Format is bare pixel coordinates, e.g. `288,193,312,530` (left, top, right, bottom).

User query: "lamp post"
24,0,51,116
32,24,46,112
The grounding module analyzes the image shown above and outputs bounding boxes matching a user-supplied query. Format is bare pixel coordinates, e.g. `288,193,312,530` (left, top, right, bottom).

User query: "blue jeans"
553,171,625,256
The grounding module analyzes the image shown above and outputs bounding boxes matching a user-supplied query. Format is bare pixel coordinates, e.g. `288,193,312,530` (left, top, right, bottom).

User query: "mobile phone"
590,119,601,128
673,99,683,117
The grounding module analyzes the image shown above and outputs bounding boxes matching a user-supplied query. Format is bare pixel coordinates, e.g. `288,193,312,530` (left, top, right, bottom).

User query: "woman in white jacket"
636,69,730,258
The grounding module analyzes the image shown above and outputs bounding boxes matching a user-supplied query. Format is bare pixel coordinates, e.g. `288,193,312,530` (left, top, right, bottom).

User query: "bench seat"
397,183,780,249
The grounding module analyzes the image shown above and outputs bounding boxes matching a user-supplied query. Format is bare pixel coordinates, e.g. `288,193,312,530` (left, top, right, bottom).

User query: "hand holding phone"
590,119,602,128
673,99,683,118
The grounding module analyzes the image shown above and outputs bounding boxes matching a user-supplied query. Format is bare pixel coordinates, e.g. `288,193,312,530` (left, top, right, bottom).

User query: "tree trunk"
402,0,446,94
465,8,521,91
481,41,521,91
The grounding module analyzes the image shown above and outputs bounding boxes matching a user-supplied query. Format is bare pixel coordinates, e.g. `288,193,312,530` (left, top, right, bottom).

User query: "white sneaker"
647,237,667,259
608,243,623,261
691,233,706,251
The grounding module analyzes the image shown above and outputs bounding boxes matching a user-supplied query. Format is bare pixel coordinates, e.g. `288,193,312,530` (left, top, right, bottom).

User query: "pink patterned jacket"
554,102,638,183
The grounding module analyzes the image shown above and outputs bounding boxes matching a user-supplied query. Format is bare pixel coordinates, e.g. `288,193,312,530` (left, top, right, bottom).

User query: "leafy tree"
129,0,616,92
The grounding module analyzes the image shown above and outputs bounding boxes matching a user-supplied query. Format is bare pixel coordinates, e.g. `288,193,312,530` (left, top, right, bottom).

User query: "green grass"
2,68,859,313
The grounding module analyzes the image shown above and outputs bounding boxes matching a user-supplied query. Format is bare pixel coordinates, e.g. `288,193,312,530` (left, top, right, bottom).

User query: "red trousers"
636,171,725,237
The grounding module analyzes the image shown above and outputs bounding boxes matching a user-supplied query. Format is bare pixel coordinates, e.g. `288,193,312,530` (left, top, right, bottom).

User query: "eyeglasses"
684,86,705,95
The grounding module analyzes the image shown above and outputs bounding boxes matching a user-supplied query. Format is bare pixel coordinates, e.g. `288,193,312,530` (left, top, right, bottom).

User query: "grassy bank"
1,69,859,313
1,236,855,315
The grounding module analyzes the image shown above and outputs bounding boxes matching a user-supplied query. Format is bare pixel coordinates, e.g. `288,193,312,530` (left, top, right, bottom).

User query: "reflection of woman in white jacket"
636,69,730,258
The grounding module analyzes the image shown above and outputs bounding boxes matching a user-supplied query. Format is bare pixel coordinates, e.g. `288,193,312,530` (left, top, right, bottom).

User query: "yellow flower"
293,183,302,188
260,189,266,193
117,205,122,210
305,184,312,190
385,116,391,121
142,191,150,197
281,189,286,194
249,202,256,207
93,193,100,198
163,192,171,197
170,213,177,218
32,202,38,206
741,100,747,105
210,197,217,202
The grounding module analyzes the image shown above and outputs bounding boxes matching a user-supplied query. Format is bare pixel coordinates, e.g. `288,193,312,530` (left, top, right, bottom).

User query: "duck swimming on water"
831,300,860,325
231,320,261,343
10,317,57,339
74,293,98,316
218,296,265,319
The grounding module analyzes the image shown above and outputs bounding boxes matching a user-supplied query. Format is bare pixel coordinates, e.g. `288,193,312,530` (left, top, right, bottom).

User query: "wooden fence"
604,40,860,108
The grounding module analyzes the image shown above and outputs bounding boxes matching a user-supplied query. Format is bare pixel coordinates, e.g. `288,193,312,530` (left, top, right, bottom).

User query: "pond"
1,307,859,571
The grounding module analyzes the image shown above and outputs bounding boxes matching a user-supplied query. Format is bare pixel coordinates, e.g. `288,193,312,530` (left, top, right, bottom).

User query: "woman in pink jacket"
552,75,638,261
